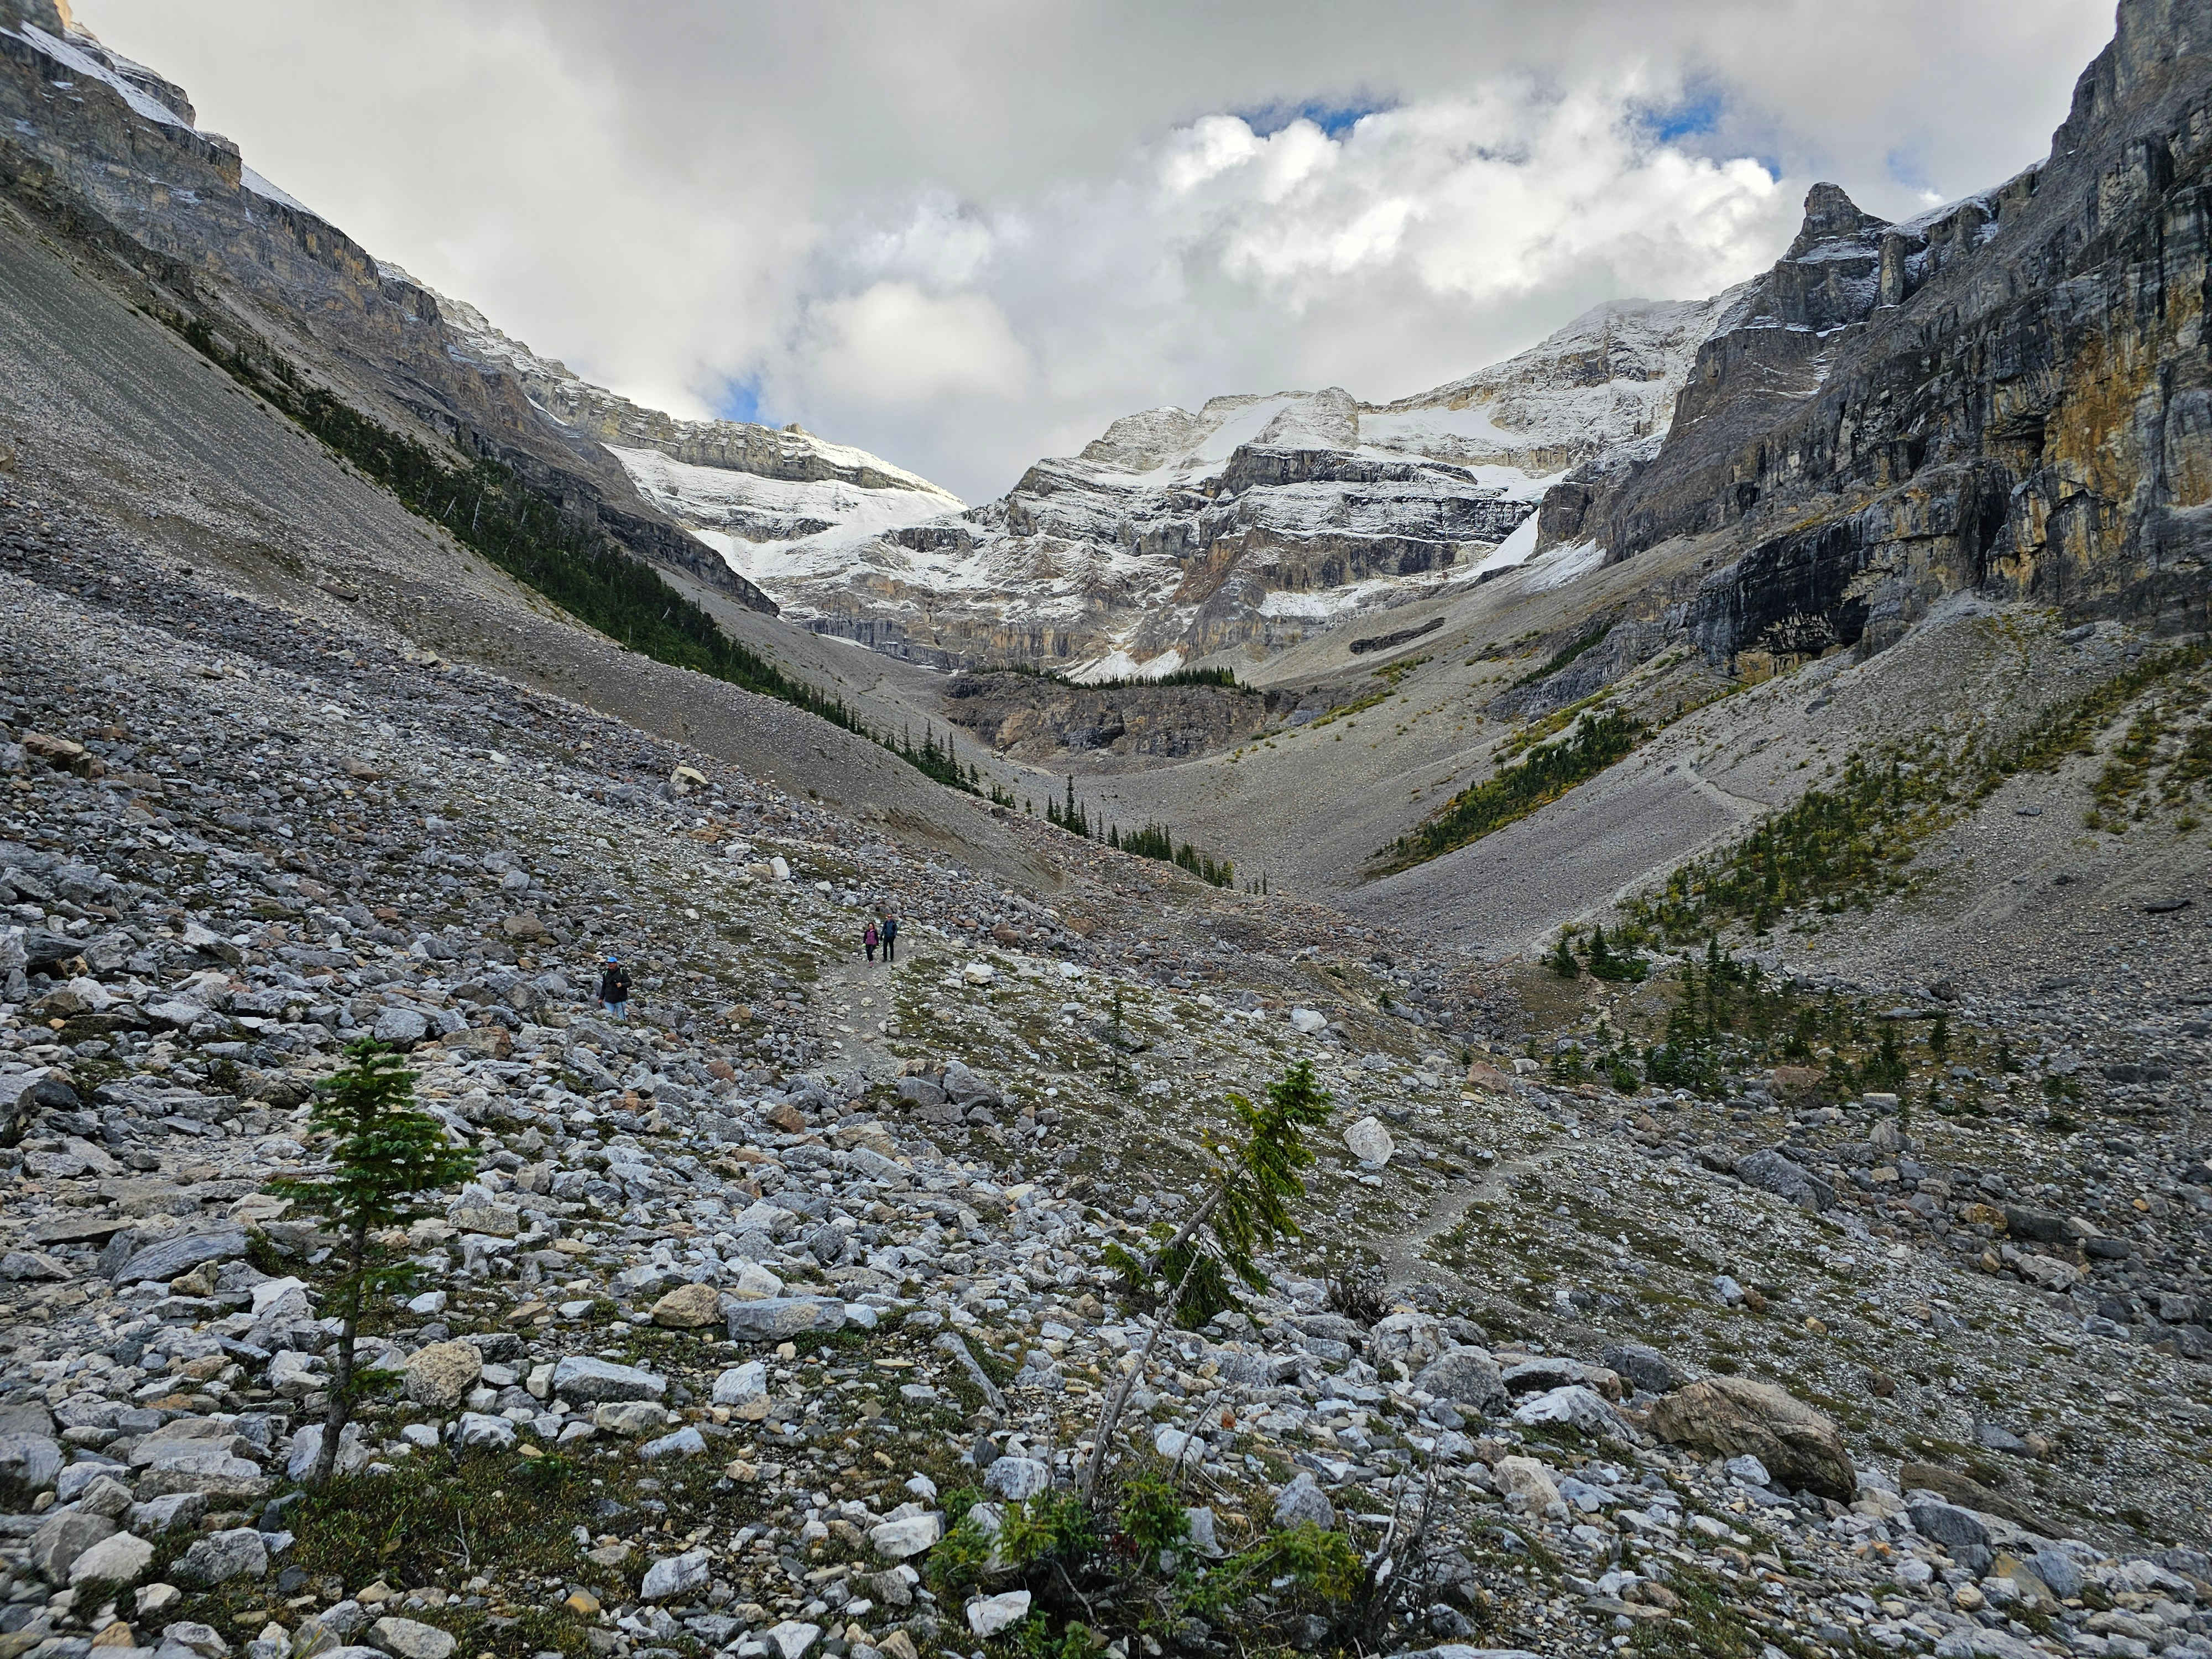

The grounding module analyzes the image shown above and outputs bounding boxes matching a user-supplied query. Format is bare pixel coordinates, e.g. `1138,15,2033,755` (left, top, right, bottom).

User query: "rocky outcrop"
940,673,1277,763
1561,0,2212,672
1646,1376,1858,1500
443,294,937,497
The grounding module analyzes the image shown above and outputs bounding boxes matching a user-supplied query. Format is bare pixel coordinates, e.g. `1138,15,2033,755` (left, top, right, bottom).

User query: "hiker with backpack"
880,911,899,963
863,918,879,962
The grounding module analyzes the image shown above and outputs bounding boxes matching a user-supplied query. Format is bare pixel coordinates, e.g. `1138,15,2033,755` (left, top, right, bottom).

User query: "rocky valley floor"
1,479,2210,1659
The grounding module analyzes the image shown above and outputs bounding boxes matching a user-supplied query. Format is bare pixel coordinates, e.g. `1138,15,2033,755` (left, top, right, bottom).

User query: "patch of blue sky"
1642,87,1721,144
1233,96,1392,139
714,376,766,427
1885,147,1940,199
1630,84,1777,179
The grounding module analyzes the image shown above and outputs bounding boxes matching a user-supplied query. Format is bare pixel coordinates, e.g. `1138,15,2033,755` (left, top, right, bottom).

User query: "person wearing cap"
598,955,632,1021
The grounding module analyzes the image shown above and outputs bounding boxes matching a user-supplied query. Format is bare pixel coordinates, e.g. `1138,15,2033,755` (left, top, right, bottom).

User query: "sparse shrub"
1324,1267,1390,1327
1115,1471,1190,1556
1584,924,1647,982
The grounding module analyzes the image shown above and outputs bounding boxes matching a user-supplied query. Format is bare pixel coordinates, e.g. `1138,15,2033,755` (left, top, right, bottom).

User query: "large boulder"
1492,1455,1561,1512
370,1616,457,1659
1600,1343,1683,1395
3,1068,79,1146
1907,1499,1991,1558
650,1282,722,1328
109,1228,249,1284
15,928,85,972
372,1007,430,1048
1511,1385,1641,1442
129,1427,272,1502
712,1361,770,1417
983,1456,1051,1501
549,1357,666,1404
967,1591,1031,1638
1367,1308,1443,1370
2001,1206,2070,1243
869,1514,941,1561
67,1530,155,1587
1343,1117,1396,1166
29,1511,114,1582
1896,1461,2057,1535
173,1526,269,1585
0,1431,64,1506
455,1414,517,1451
639,1550,711,1602
404,1341,483,1413
1647,1376,1856,1500
725,1297,847,1342
1271,1472,1335,1528
1732,1149,1835,1212
941,1062,998,1106
1412,1347,1507,1416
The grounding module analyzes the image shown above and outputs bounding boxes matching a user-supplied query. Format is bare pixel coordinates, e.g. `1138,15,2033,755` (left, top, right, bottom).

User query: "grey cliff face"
1555,0,2212,677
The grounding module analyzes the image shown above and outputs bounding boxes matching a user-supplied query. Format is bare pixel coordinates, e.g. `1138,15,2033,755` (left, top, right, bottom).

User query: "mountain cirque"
0,477,2209,1659
1,0,2211,1657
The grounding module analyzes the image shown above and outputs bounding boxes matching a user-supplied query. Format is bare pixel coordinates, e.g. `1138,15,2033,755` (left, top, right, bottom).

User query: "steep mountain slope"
0,0,1058,830
0,0,1067,883
430,292,966,570
0,0,968,624
760,293,1735,675
0,192,1050,883
0,1,781,611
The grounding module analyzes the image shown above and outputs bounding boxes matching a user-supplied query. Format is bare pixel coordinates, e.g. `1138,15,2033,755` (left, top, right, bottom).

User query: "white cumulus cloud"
74,0,2117,500
765,84,1796,494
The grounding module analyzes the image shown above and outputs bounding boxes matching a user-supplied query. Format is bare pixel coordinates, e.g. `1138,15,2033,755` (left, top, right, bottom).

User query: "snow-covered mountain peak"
1365,290,1743,475
749,295,1734,673
430,291,957,502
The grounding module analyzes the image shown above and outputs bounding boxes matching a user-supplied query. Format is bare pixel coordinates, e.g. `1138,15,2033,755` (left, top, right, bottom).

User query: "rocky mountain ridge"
427,294,966,568
0,0,940,618
745,0,2212,696
761,294,1735,676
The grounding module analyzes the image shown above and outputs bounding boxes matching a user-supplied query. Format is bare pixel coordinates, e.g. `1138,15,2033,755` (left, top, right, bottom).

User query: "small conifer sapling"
1084,1060,1331,1503
269,1040,472,1486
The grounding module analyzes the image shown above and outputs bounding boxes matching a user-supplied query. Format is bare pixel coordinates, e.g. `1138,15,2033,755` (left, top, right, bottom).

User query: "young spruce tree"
270,1041,472,1487
1550,931,1580,979
1083,1060,1331,1503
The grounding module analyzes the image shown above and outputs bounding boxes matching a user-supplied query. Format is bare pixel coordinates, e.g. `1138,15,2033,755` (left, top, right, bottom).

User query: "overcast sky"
79,1,2113,501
